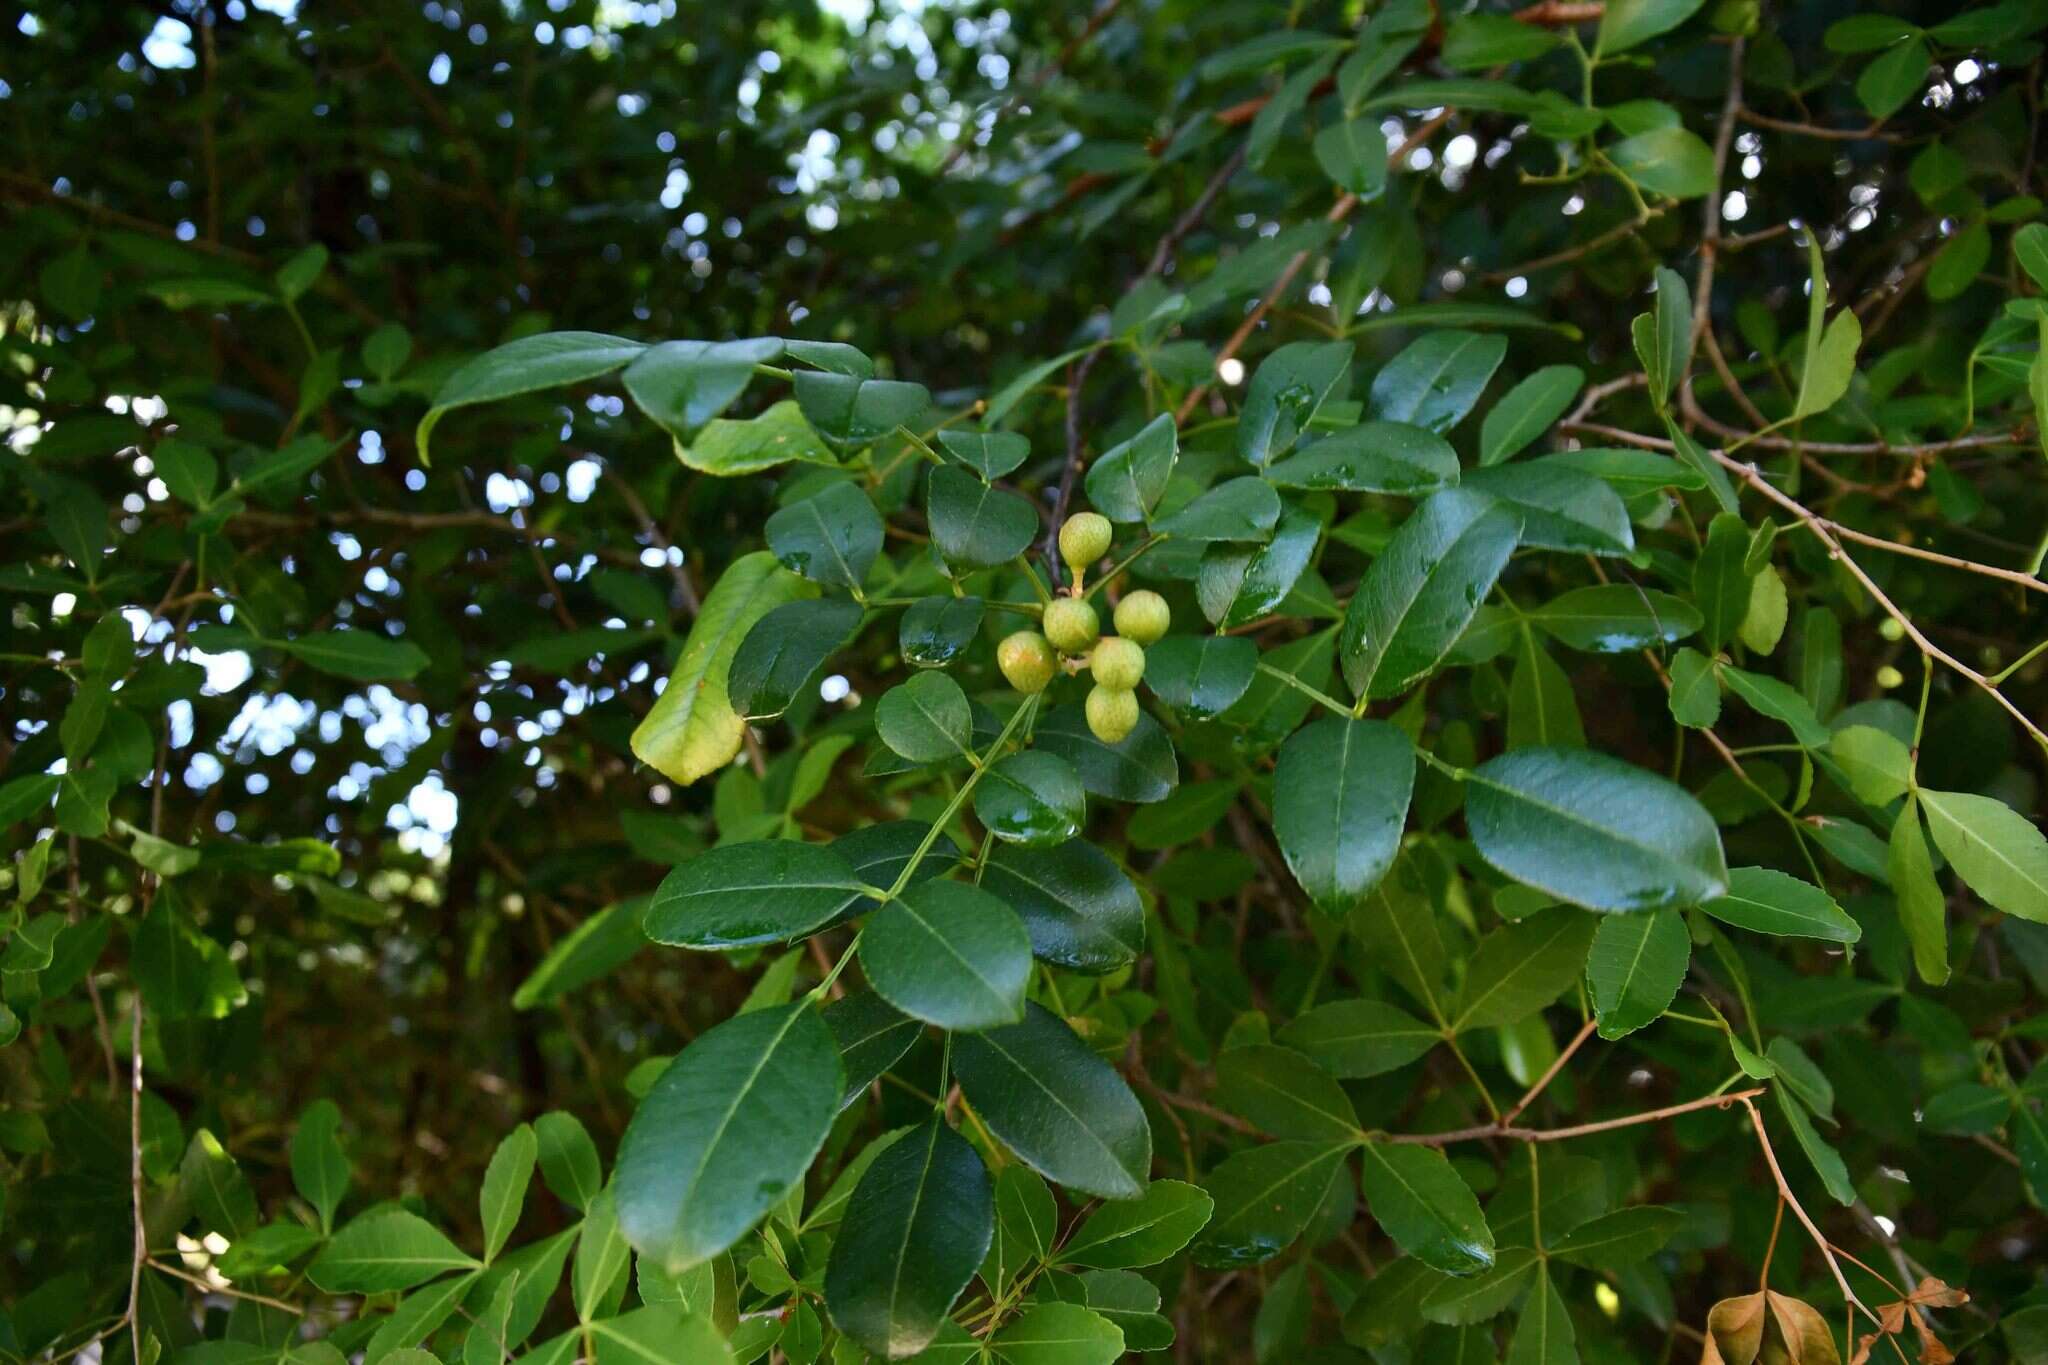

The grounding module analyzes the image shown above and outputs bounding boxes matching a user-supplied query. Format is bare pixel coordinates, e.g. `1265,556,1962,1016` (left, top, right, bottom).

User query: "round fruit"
1113,590,1170,646
996,631,1057,694
1090,636,1145,690
1042,597,1101,655
1085,685,1139,743
1059,512,1113,573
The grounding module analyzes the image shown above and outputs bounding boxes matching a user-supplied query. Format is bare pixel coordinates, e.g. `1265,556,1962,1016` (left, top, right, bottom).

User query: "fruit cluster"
996,512,1170,743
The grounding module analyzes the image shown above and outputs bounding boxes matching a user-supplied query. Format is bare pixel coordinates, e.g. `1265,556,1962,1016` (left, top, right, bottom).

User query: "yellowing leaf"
630,552,815,786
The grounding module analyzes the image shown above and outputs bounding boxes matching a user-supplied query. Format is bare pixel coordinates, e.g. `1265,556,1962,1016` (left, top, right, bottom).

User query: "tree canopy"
4,0,2048,1361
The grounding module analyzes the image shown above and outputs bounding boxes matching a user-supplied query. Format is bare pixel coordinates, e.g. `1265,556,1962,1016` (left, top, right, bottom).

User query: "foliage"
5,0,2048,1361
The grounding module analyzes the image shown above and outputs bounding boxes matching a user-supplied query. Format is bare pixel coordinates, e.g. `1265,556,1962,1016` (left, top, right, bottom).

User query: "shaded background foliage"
3,0,2048,1360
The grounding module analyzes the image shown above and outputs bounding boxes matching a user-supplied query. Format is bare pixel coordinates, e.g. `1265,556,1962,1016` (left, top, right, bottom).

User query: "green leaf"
793,371,929,449
364,1272,482,1364
1466,748,1729,912
937,429,1031,480
1609,126,1718,199
981,1163,1056,1294
1533,585,1701,653
1794,308,1862,419
1314,119,1390,197
1419,1247,1540,1324
1480,365,1583,465
928,466,1039,569
479,1123,537,1265
416,331,645,463
621,337,783,435
1341,489,1522,701
877,671,975,764
573,1189,630,1321
1238,342,1353,467
1156,476,1282,542
1035,704,1179,804
0,773,61,828
1774,1087,1856,1205
1598,0,1708,53
975,751,1086,848
1144,635,1257,719
728,598,864,721
1266,421,1460,495
1193,1140,1352,1269
1721,665,1829,749
290,1100,350,1234
1063,1179,1214,1269
1918,788,2048,925
587,1307,733,1365
631,551,814,786
1857,36,1930,119
1829,725,1913,805
40,245,101,319
990,1302,1124,1365
534,1112,602,1212
1667,421,1742,514
1701,867,1861,943
2015,223,2048,291
983,837,1144,973
861,879,1032,1030
1274,716,1415,913
1454,908,1599,1031
1084,414,1177,523
1824,14,1919,51
644,840,866,950
1669,647,1722,728
1463,461,1634,556
614,1002,844,1273
1586,907,1690,1038
513,897,649,1010
823,991,922,1108
1369,331,1508,433
952,1002,1151,1200
1504,1263,1577,1364
145,277,275,310
765,481,883,589
309,1210,478,1293
1692,513,1753,651
1548,1205,1683,1268
1217,1044,1360,1140
1444,13,1559,68
1357,1142,1495,1275
680,399,837,476
1921,1084,2011,1135
1278,999,1439,1079
900,596,987,669
281,630,429,681
1198,505,1324,628
825,1118,993,1358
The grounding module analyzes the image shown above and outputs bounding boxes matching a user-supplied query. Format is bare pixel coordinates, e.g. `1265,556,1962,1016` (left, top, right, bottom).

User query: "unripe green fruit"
1113,590,1170,646
997,631,1057,694
1042,597,1101,655
1090,636,1145,690
1059,512,1113,572
1086,684,1139,743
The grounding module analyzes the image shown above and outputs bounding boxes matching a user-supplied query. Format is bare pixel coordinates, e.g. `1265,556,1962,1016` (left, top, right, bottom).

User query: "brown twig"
1175,110,1457,424
937,0,1125,174
1385,1085,1764,1145
1736,1095,1877,1322
1501,1018,1597,1124
1044,142,1249,584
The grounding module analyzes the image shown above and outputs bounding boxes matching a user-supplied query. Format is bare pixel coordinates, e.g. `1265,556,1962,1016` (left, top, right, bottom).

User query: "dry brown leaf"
1905,1276,1968,1309
1766,1292,1843,1365
1703,1292,1769,1365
